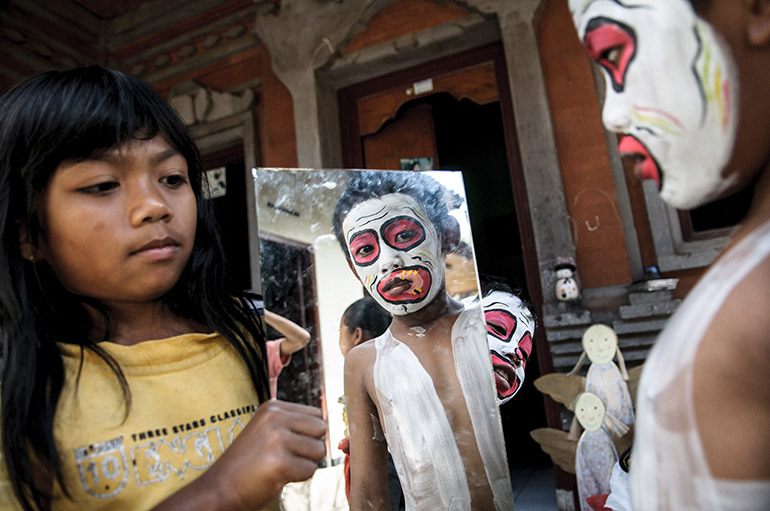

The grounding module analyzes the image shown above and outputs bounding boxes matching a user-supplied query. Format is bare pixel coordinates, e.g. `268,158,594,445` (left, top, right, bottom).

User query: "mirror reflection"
255,168,515,510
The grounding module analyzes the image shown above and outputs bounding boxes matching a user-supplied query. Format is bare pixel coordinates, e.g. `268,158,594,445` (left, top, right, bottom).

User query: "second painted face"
482,290,535,405
343,193,445,316
569,0,739,210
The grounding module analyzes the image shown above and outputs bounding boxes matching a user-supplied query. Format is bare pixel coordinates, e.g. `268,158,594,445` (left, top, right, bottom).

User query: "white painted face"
482,290,535,405
582,324,617,366
575,392,606,432
343,193,445,316
569,0,739,209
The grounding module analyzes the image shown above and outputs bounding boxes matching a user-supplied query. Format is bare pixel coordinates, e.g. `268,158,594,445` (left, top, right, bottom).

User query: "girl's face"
342,193,445,316
33,135,197,307
570,0,739,209
338,317,358,357
482,290,535,405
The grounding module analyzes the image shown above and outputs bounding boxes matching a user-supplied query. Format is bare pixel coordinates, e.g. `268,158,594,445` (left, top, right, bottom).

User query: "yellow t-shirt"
0,332,260,510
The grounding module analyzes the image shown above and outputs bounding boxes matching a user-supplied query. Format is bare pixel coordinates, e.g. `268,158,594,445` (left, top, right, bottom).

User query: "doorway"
202,145,252,292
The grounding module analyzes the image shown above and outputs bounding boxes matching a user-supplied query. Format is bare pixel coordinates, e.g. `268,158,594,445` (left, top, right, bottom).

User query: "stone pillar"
495,0,576,305
254,0,391,168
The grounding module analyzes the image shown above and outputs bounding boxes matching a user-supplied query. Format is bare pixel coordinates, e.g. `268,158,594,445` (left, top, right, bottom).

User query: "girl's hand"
154,400,327,511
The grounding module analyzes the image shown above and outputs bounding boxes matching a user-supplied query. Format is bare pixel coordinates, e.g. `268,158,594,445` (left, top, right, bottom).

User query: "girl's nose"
601,87,632,133
129,182,174,226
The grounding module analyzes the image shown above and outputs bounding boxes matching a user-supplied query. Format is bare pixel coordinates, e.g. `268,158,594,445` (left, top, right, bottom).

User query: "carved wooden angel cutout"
568,324,634,431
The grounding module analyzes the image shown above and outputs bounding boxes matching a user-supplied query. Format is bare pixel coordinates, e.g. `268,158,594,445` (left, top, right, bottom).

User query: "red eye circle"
515,331,533,365
382,216,425,251
584,18,636,92
348,230,379,266
484,309,517,342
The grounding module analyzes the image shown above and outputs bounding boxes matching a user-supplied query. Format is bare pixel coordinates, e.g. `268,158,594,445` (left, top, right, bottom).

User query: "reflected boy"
334,172,512,511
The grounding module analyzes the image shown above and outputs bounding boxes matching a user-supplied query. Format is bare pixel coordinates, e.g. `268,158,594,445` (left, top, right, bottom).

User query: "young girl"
0,66,326,511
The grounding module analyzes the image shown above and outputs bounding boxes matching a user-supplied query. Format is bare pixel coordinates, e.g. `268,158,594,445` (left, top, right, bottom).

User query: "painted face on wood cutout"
343,193,445,316
575,392,607,432
482,290,535,404
569,0,739,209
582,323,617,366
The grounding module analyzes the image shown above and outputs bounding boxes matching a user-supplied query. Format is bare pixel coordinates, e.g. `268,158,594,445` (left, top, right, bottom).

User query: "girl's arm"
344,342,390,510
153,400,326,511
263,310,311,357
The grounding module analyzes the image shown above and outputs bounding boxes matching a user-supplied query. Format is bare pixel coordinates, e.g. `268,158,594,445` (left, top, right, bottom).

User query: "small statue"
555,257,580,301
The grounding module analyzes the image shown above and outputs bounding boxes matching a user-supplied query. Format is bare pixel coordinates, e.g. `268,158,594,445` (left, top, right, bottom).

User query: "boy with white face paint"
479,281,536,405
333,171,513,511
570,0,739,209
569,0,770,509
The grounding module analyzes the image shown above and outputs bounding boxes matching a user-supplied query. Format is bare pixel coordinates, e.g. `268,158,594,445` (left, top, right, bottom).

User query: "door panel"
362,103,438,170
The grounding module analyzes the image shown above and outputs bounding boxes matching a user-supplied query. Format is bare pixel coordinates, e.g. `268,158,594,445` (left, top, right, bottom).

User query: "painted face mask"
343,193,445,316
482,290,535,405
569,0,739,210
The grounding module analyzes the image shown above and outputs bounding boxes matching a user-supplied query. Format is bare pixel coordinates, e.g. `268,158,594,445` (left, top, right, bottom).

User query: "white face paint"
582,323,617,366
569,0,739,209
575,392,606,432
343,193,445,316
482,290,535,405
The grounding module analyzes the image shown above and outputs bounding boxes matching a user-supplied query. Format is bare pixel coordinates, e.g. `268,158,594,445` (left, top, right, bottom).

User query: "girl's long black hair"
0,66,269,511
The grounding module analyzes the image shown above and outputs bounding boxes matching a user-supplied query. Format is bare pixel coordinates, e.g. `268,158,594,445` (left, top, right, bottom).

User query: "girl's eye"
161,174,188,188
79,181,119,194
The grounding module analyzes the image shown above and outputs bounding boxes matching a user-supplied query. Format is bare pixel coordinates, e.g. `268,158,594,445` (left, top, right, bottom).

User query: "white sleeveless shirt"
631,220,770,510
372,305,514,511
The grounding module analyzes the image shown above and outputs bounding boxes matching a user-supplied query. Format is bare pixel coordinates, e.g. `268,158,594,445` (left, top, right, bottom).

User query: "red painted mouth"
491,353,518,398
619,136,660,186
377,266,432,304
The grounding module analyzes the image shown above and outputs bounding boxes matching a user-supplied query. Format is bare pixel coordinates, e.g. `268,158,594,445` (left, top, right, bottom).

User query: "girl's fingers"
261,400,327,438
288,430,327,461
288,414,327,438
267,399,324,418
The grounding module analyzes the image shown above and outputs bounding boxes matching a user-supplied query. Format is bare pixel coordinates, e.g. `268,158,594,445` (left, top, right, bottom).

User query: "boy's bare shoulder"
716,254,770,358
697,255,770,377
693,254,770,477
344,339,378,377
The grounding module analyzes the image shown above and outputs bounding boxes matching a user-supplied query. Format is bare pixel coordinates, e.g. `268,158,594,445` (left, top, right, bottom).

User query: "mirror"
254,168,513,509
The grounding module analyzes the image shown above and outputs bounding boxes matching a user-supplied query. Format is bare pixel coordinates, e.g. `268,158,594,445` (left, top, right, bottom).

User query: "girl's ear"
440,216,461,254
747,0,770,46
353,327,364,345
17,221,37,262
